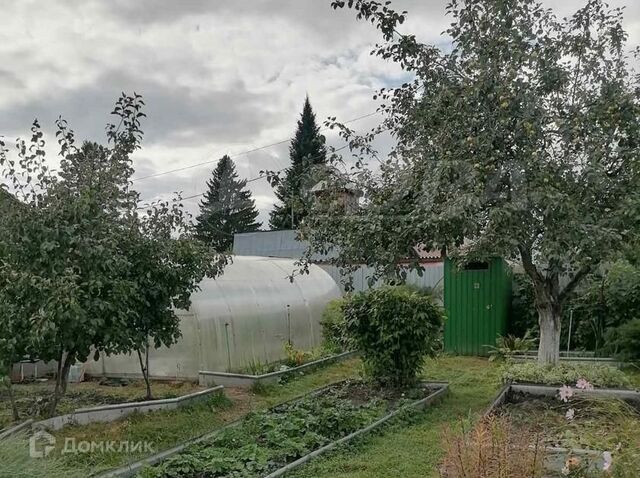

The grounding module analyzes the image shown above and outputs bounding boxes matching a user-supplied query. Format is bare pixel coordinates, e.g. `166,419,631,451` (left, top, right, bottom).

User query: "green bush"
487,332,536,362
501,362,631,388
605,319,640,362
320,298,352,352
343,286,444,387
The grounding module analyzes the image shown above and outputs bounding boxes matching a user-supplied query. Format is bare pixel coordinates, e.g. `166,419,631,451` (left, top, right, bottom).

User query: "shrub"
605,319,640,362
502,362,631,388
440,415,545,478
487,332,536,362
343,286,444,387
320,298,352,352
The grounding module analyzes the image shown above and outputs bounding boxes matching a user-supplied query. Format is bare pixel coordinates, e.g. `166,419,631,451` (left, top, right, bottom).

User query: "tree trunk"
537,302,562,365
136,344,152,400
48,352,74,417
1,365,19,422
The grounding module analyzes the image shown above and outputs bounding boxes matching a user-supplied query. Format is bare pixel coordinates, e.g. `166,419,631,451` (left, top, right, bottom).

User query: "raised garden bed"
199,351,358,388
0,378,213,430
34,385,224,431
98,379,448,478
486,383,640,476
511,354,624,368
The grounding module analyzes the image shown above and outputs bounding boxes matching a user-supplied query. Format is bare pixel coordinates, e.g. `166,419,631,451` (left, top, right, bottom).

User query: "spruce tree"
269,96,327,230
195,155,261,251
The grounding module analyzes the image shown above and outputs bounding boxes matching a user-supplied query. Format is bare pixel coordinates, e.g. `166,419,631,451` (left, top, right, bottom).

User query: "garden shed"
444,257,511,355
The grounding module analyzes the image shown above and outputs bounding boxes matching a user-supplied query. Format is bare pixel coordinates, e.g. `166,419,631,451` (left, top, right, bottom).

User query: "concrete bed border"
485,383,640,476
0,419,34,441
510,355,624,368
33,385,225,432
96,380,449,478
198,350,358,388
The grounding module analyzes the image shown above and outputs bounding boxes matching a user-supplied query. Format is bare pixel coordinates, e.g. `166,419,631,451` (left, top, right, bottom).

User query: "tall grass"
439,415,544,478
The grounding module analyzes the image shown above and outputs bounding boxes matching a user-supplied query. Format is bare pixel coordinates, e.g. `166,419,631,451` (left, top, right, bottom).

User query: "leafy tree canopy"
0,94,226,413
302,0,640,364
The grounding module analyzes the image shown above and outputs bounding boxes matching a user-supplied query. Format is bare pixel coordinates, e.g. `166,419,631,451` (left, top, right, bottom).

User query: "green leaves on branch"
312,0,640,364
0,93,226,413
343,286,444,387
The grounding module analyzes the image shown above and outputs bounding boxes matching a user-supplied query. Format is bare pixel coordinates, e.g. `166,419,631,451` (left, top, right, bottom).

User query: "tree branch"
558,265,591,303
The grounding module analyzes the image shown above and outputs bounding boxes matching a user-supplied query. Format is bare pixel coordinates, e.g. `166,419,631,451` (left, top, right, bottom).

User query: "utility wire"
138,144,350,208
131,111,379,183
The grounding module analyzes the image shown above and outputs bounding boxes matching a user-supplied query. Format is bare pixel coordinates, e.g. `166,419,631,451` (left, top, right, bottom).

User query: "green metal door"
444,257,511,356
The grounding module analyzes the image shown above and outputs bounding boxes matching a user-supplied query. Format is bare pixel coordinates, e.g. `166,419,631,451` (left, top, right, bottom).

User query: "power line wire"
131,111,379,183
137,144,350,208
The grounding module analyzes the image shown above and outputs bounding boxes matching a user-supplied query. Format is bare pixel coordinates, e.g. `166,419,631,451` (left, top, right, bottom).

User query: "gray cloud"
1,0,638,225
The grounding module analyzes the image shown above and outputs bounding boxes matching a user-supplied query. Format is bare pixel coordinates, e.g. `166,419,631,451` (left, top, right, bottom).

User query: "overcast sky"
1,0,638,226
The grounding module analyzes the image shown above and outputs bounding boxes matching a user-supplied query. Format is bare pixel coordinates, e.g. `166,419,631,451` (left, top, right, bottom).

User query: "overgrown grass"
0,358,360,478
501,362,632,388
501,395,640,477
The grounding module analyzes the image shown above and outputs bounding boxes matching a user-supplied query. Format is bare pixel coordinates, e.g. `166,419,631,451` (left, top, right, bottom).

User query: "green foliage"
502,362,631,388
487,332,536,362
605,319,640,362
565,261,640,353
139,384,384,478
310,0,640,365
512,262,640,354
320,298,352,352
195,155,261,252
343,286,444,387
0,96,149,413
283,342,313,367
269,96,327,230
509,274,538,338
0,94,226,412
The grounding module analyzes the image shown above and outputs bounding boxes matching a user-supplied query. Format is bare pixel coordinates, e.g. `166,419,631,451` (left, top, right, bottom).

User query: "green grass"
0,358,360,478
621,364,640,388
287,356,502,478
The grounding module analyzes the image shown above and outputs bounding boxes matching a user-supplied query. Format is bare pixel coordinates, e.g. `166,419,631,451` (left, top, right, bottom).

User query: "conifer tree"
269,97,327,230
195,155,261,251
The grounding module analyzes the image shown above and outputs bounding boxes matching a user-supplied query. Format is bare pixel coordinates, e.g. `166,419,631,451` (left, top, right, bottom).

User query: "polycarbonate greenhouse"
84,256,341,380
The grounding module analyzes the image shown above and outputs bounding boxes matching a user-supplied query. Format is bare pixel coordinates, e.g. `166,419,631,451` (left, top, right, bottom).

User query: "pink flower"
559,385,574,402
565,408,575,421
576,378,594,391
603,451,613,471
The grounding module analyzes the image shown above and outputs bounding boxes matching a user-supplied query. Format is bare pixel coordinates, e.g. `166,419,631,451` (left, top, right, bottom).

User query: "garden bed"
34,385,224,431
102,379,447,478
199,351,357,388
486,384,640,476
0,378,206,429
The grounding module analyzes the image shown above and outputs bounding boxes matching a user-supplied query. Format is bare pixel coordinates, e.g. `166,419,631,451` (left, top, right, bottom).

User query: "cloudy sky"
1,0,638,226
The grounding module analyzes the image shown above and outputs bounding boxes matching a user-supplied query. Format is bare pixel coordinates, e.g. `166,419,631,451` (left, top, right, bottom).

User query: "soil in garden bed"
137,380,435,478
496,392,640,470
0,378,204,428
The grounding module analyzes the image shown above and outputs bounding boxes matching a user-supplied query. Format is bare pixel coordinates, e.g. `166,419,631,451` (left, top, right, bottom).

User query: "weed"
439,414,545,477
